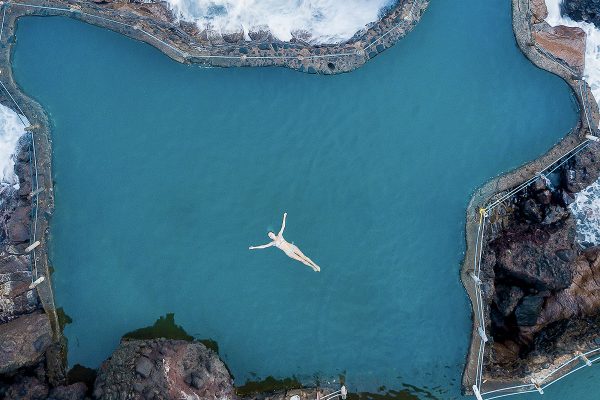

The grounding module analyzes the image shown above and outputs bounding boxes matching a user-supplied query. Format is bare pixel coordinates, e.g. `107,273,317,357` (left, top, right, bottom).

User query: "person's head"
268,231,276,240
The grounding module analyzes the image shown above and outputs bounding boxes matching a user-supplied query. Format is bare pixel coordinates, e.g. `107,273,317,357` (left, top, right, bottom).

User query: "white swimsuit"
274,236,295,256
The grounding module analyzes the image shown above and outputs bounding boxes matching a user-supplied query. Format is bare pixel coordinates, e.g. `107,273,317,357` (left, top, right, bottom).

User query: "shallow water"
11,0,599,398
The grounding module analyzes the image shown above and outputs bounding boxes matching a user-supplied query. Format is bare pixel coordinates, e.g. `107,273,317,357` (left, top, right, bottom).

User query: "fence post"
531,378,544,394
472,385,483,400
579,352,592,367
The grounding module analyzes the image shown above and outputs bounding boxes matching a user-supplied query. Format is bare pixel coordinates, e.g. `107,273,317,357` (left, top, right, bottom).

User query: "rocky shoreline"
1,0,599,398
0,0,429,75
461,0,600,395
0,0,429,398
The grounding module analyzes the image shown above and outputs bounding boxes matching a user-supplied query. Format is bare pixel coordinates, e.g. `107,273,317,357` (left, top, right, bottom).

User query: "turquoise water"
11,0,598,398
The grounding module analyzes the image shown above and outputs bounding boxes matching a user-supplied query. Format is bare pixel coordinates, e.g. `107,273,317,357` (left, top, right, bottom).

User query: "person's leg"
288,252,316,270
293,247,320,271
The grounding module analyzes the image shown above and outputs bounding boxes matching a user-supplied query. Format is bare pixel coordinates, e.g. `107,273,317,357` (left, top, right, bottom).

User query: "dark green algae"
122,313,219,354
57,313,441,399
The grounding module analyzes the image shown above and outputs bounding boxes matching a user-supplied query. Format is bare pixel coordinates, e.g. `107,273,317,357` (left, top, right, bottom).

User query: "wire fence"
469,79,600,399
1,0,598,397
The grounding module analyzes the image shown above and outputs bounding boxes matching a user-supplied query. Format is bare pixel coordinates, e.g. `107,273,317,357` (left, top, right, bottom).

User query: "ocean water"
10,0,599,398
164,0,393,43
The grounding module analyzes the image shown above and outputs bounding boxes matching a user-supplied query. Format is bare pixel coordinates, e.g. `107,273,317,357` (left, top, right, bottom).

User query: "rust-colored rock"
536,248,600,328
533,25,586,75
530,0,548,23
0,311,52,374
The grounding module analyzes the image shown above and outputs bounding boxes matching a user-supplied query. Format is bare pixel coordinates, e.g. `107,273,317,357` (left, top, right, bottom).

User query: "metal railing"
469,79,600,399
1,0,425,63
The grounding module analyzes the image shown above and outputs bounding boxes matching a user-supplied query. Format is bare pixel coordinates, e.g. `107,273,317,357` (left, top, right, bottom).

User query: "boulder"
530,0,549,23
563,0,600,28
520,199,543,223
533,25,586,75
541,204,569,225
536,189,552,205
494,219,576,291
48,382,88,400
537,248,600,327
1,375,49,400
94,339,235,400
495,285,525,317
515,295,546,326
0,311,52,374
0,254,40,322
6,204,31,243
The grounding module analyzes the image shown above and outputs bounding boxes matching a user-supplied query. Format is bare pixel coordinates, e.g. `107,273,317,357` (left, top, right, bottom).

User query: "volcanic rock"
47,382,88,400
515,295,546,326
0,311,52,374
563,0,600,28
93,338,235,400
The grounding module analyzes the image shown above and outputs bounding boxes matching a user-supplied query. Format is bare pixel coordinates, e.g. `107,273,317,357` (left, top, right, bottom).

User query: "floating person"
249,212,321,272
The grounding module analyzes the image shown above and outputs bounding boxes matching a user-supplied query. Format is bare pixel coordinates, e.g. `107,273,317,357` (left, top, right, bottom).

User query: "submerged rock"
93,339,235,400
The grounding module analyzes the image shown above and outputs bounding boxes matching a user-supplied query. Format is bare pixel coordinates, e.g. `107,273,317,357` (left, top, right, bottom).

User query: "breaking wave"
570,177,600,247
0,103,28,191
164,0,395,43
545,0,600,120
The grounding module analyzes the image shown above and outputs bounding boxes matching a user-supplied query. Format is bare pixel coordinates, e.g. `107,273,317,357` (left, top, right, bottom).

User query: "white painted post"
472,385,483,400
28,276,44,289
531,378,544,395
28,187,45,199
477,326,488,343
25,240,40,253
586,134,599,142
579,352,592,367
470,271,482,285
341,386,347,400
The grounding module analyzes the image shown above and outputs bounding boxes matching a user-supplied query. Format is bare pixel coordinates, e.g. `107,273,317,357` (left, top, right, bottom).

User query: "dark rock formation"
563,0,600,28
93,339,235,400
1,375,49,400
482,146,600,378
0,361,89,400
0,255,40,322
0,311,52,374
47,382,89,400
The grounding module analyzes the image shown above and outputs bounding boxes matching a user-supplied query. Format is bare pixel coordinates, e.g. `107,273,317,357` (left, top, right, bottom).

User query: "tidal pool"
11,0,598,398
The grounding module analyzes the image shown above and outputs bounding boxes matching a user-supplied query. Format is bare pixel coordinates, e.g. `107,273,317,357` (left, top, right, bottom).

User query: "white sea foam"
0,103,28,191
164,0,394,43
569,177,600,246
545,0,600,118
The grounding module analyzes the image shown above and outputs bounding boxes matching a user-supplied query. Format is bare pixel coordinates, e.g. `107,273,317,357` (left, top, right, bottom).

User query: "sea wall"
0,0,428,75
461,0,600,395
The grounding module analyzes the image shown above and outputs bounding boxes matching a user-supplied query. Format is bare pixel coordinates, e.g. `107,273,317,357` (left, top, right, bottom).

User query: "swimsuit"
275,236,296,256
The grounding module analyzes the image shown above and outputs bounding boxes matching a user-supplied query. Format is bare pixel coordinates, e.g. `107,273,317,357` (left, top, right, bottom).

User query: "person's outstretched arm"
249,242,274,250
278,212,287,236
